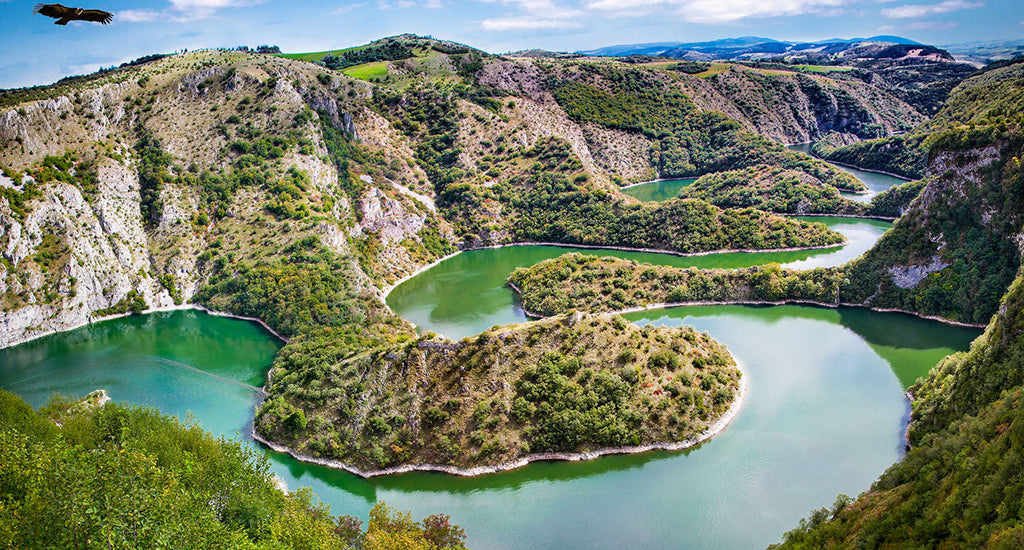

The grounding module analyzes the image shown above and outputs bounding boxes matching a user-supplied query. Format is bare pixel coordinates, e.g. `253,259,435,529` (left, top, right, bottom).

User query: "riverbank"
251,352,748,479
620,176,691,189
527,297,986,329
381,239,849,301
0,303,289,351
783,212,897,222
825,157,914,181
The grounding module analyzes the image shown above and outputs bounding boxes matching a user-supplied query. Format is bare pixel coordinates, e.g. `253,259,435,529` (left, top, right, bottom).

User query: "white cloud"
881,0,982,19
905,19,958,29
395,0,444,7
477,0,583,31
117,9,165,22
481,16,584,29
585,0,854,23
118,0,266,23
331,2,367,14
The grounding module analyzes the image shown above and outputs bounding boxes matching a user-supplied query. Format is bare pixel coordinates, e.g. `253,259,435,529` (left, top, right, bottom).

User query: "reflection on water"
0,271,979,550
788,143,909,204
621,178,697,202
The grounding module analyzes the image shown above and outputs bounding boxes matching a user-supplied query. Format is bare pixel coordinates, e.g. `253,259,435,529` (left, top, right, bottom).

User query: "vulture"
34,4,114,25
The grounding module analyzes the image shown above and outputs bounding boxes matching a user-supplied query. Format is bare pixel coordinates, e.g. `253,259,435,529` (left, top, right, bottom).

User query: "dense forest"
0,390,466,549
509,253,842,316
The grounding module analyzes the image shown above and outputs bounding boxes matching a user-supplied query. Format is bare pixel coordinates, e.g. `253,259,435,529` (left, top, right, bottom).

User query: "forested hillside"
841,61,1024,324
0,390,467,549
509,59,1024,325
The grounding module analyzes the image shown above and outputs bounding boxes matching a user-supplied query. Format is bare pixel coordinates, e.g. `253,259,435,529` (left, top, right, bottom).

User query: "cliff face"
839,63,1024,324
0,160,173,347
0,42,957,347
675,66,925,144
0,50,453,348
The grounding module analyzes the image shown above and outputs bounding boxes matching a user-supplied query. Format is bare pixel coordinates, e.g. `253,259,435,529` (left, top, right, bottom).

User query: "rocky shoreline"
0,303,289,351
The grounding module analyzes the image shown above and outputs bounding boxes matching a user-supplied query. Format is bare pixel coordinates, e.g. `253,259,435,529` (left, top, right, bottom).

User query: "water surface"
0,305,979,550
388,217,890,340
788,143,909,203
1,224,985,550
621,178,696,202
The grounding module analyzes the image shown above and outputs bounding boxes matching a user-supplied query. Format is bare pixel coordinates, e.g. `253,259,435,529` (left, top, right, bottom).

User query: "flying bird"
34,3,114,25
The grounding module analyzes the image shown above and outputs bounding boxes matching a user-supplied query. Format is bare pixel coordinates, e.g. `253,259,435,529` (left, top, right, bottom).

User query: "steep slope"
841,62,1024,324
674,64,925,143
0,40,771,472
0,390,467,549
0,49,454,347
513,62,1024,325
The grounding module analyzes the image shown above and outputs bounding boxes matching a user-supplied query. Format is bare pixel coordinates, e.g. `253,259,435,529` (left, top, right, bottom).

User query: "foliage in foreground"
0,390,466,549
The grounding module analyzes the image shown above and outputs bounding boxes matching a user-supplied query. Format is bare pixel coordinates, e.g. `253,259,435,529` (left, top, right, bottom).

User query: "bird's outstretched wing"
33,4,114,25
33,3,70,19
78,8,113,24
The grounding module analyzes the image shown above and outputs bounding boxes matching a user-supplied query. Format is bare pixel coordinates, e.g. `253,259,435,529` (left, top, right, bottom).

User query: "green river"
620,147,909,205
0,218,980,549
787,143,909,204
621,178,696,202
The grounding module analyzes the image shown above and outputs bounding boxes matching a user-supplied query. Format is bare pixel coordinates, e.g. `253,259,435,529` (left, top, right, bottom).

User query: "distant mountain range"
578,36,925,59
577,36,1024,66
939,39,1024,66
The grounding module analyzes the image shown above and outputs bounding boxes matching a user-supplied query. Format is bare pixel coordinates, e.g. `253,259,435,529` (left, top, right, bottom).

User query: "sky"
0,0,1021,88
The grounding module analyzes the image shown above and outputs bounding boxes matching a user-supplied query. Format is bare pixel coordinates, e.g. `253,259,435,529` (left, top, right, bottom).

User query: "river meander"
787,143,909,203
0,217,980,549
621,147,910,205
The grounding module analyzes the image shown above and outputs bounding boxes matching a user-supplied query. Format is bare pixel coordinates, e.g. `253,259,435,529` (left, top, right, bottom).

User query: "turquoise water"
387,217,890,340
0,221,982,549
621,178,697,202
788,143,909,203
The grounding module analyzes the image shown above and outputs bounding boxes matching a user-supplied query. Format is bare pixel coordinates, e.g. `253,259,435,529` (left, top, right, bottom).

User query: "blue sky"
0,0,1021,88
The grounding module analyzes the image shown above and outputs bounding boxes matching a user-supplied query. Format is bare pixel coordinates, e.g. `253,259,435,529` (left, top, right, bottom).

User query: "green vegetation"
680,164,864,215
792,65,854,73
508,253,843,316
769,60,1024,547
0,390,465,549
256,312,741,471
509,169,843,251
197,245,406,342
92,290,148,317
692,63,731,78
376,86,843,253
344,62,389,81
811,132,928,180
841,134,1023,324
0,182,42,221
863,177,929,218
544,63,863,191
665,61,711,74
158,274,184,305
321,41,413,71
